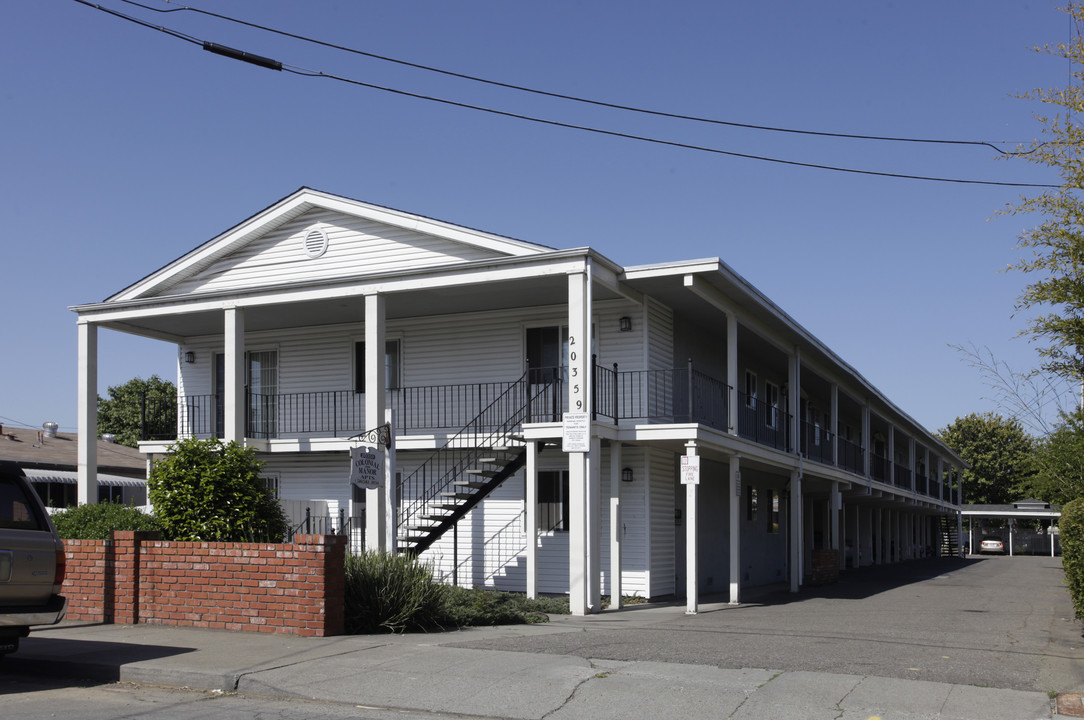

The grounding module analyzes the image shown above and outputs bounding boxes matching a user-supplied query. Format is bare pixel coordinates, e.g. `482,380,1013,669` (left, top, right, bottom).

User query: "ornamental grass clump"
344,550,447,634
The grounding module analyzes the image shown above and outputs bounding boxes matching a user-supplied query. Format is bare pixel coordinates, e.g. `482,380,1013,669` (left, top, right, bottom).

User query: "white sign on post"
562,412,591,453
350,445,384,489
680,454,701,485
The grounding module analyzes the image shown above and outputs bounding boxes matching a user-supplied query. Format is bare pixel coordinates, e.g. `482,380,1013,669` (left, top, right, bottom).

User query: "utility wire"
123,0,1028,154
73,0,1057,188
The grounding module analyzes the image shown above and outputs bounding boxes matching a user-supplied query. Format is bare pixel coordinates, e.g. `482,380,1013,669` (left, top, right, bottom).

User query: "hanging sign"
562,412,591,452
680,454,701,485
350,445,384,489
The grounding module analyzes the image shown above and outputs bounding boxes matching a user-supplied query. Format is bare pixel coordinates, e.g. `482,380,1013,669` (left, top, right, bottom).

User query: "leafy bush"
440,587,567,627
51,502,162,540
148,438,287,542
344,550,448,633
1061,498,1084,621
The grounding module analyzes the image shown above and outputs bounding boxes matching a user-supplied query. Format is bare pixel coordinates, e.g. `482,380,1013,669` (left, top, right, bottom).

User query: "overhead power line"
124,0,1031,155
72,0,1056,188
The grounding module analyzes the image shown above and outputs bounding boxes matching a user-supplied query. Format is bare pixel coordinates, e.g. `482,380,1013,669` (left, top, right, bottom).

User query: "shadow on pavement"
3,629,195,685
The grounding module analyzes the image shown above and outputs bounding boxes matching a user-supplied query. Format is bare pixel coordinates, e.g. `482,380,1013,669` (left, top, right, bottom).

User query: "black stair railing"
396,369,555,554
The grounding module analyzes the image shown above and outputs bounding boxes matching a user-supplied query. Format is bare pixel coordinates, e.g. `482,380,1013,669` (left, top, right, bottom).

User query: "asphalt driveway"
449,556,1084,693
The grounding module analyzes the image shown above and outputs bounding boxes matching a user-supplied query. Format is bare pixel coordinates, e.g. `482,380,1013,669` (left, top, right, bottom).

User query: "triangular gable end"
109,188,551,302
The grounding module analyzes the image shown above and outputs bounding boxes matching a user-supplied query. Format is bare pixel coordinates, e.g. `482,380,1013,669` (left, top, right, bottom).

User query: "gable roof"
108,188,554,303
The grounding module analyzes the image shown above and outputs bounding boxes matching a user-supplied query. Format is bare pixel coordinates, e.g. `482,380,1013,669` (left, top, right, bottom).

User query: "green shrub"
344,550,448,633
1061,498,1084,621
51,502,162,540
148,438,287,542
439,587,567,627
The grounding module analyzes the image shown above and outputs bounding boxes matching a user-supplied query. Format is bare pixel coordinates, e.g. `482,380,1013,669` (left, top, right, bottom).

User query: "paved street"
450,555,1084,693
2,555,1077,719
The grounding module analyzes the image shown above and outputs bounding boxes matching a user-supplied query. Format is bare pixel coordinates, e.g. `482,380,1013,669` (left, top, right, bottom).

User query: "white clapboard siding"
647,297,675,372
647,447,676,598
166,209,507,296
262,454,353,516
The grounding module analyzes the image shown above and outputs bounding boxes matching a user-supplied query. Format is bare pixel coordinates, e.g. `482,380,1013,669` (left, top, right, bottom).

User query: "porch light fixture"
184,351,196,364
622,467,634,482
619,316,632,332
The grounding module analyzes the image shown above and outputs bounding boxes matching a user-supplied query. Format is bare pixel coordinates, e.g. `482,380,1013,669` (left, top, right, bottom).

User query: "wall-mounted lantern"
184,351,196,364
621,467,634,482
619,316,632,332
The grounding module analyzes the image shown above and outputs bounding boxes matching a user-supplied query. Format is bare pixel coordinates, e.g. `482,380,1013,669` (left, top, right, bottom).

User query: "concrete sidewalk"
10,618,1057,720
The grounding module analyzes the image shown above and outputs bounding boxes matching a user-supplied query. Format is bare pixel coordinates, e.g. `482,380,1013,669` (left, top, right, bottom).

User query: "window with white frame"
538,470,569,532
765,381,780,428
744,371,758,408
354,339,401,392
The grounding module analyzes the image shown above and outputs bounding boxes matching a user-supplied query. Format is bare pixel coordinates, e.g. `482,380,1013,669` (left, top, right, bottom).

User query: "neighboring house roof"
0,425,146,478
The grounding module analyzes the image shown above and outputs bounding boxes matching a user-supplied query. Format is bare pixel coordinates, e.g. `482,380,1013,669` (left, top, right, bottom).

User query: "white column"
908,438,916,493
729,455,741,604
223,306,246,443
789,468,802,592
830,384,839,466
1008,519,1015,557
685,441,699,614
364,294,387,552
609,442,622,609
789,347,802,592
887,425,895,488
830,481,841,567
77,320,98,505
862,404,871,480
726,312,739,436
526,440,539,599
567,266,595,616
874,508,881,565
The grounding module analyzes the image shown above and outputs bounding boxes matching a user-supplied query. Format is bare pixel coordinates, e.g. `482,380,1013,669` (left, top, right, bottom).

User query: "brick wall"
811,549,840,586
62,532,346,636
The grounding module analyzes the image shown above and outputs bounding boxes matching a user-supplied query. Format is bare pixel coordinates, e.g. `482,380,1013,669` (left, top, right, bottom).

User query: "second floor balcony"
137,361,957,505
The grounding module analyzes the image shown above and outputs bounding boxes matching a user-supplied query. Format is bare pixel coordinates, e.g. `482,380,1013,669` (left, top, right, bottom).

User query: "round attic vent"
302,226,329,259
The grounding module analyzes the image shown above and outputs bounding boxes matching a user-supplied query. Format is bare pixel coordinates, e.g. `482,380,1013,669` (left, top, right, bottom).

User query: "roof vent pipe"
42,422,58,438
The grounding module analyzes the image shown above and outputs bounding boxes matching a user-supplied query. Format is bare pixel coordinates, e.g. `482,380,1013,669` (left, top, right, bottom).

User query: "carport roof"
962,499,1061,519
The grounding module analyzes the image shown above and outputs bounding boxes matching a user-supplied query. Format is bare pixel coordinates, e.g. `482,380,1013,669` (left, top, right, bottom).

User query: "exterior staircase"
939,514,960,557
397,371,552,556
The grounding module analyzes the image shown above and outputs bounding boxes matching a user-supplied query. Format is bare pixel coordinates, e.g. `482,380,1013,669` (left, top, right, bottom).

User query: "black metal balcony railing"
138,361,957,504
610,365,730,432
736,391,790,451
837,437,864,475
870,452,889,483
894,464,911,489
799,419,834,465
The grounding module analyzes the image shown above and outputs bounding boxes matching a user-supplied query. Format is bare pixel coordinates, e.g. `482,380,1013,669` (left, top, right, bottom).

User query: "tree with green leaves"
937,412,1035,505
148,438,287,542
97,375,176,447
1006,4,1084,380
1026,407,1084,504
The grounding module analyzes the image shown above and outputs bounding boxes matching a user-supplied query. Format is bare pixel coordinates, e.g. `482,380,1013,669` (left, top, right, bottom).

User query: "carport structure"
961,499,1060,557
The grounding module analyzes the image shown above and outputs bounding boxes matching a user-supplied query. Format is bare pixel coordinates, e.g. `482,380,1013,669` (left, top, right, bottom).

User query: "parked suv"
0,461,66,655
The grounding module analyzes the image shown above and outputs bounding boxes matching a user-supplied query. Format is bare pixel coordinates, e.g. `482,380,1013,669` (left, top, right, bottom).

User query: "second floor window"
744,371,758,408
354,340,401,392
765,382,780,428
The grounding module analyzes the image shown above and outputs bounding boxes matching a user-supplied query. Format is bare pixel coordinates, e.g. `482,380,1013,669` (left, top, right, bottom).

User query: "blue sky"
0,1,1076,436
